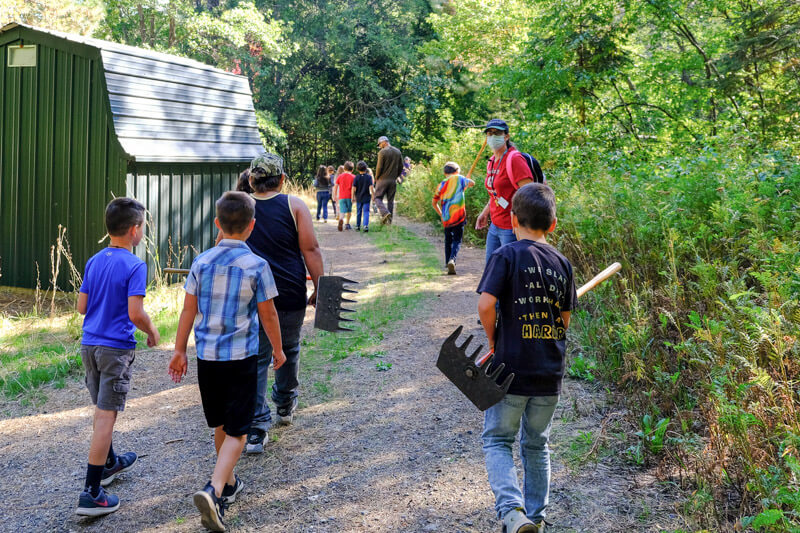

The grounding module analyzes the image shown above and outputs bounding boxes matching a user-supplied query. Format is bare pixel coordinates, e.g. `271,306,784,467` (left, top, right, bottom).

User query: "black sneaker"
193,482,226,532
364,227,369,233
276,397,298,426
101,451,137,486
355,226,361,231
220,475,244,504
75,486,120,516
345,224,352,230
245,429,266,454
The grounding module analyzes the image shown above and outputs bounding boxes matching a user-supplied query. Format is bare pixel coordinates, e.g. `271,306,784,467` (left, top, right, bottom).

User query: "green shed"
0,23,265,289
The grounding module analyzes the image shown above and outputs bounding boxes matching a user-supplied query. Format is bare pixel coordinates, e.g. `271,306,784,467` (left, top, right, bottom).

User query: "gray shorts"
80,345,136,411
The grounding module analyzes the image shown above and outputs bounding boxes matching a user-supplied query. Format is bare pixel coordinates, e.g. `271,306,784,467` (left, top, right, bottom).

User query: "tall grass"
402,133,800,530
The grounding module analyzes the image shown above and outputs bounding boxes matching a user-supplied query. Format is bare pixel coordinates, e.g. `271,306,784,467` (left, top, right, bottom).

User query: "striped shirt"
184,239,279,361
433,175,471,227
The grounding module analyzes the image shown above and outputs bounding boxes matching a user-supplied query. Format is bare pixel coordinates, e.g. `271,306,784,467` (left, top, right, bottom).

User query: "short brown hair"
511,183,556,231
216,191,255,234
344,161,354,171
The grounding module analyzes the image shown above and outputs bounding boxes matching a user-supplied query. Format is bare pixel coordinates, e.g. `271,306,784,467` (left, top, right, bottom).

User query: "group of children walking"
73,119,575,533
314,161,377,232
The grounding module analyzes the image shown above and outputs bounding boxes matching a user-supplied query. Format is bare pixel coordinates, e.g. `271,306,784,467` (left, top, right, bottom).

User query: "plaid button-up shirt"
185,239,279,361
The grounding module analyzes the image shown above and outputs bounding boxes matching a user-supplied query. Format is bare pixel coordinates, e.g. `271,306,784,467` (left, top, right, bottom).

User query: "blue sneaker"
101,451,137,486
194,482,227,532
75,486,120,516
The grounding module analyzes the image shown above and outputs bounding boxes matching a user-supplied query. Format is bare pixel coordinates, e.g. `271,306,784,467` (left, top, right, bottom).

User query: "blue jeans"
444,222,464,263
356,201,370,228
251,308,306,431
485,223,516,263
316,190,330,220
482,394,559,522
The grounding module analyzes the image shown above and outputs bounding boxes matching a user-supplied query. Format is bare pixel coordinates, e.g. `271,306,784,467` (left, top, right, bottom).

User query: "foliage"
1,0,104,35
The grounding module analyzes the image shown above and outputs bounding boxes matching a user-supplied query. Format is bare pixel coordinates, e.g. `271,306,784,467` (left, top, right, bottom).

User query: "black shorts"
197,356,257,437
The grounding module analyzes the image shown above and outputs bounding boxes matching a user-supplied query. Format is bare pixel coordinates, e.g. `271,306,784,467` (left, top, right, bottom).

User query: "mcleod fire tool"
313,275,358,332
437,262,622,411
163,270,358,332
437,326,513,411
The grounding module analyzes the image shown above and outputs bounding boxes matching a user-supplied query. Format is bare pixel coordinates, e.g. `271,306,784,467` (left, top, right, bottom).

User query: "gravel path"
0,212,688,532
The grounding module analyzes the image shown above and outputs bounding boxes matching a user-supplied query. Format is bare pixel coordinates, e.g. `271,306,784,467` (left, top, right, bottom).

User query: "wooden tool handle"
576,262,622,298
163,268,190,275
163,267,313,281
464,139,488,181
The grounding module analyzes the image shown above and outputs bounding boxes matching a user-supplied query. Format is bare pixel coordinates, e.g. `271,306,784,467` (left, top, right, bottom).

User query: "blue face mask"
487,135,506,150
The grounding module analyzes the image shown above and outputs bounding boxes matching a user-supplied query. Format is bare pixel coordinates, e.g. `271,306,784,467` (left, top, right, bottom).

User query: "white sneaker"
276,398,298,426
502,509,539,533
446,259,456,275
245,429,266,454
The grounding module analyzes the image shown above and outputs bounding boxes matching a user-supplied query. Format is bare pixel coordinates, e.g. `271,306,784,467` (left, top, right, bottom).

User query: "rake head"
436,326,514,411
314,276,358,332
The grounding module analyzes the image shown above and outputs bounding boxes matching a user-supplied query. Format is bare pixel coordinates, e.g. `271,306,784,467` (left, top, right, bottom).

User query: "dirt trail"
0,211,687,532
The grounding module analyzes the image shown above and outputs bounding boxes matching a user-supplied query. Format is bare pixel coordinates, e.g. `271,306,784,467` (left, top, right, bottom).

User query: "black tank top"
246,193,307,311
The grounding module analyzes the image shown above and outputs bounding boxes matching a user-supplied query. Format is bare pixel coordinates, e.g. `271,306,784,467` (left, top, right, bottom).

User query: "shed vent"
8,44,36,67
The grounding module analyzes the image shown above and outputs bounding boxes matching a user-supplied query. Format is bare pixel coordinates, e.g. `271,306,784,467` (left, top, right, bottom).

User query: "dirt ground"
0,210,689,532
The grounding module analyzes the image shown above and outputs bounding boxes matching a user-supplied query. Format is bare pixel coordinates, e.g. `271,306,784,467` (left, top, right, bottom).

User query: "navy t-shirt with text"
477,240,577,396
80,248,147,349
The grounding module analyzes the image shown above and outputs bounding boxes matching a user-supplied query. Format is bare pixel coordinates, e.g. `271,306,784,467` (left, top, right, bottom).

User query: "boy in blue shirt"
477,183,577,533
168,191,285,532
75,198,160,516
351,160,375,232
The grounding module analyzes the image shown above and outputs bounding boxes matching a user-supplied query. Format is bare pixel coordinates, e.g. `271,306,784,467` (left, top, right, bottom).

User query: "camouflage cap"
250,152,284,176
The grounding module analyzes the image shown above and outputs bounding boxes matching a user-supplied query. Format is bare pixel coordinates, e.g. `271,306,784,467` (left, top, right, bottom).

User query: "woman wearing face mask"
475,119,534,263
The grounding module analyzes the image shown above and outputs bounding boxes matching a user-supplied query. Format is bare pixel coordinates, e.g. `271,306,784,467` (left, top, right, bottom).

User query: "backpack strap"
505,151,528,190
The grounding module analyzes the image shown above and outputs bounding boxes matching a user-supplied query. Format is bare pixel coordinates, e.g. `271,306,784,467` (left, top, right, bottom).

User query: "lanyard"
488,149,509,198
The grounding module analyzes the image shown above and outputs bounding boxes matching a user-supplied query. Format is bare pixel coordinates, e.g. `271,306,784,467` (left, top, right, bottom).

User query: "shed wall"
126,163,243,275
0,37,128,289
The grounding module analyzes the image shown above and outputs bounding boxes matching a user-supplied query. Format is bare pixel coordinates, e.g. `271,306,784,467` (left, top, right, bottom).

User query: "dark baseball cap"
483,119,509,132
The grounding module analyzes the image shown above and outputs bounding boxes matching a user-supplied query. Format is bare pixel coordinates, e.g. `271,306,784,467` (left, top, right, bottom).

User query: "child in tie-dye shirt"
432,162,475,275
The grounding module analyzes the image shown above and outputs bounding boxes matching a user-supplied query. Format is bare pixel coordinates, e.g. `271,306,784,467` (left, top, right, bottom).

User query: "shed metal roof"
1,23,265,163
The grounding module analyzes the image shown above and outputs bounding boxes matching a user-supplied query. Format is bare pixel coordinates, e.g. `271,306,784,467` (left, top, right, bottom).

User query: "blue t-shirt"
477,240,577,396
80,248,147,349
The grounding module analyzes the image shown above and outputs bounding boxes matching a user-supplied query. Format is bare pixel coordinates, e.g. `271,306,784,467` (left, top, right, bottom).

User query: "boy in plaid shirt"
168,191,285,532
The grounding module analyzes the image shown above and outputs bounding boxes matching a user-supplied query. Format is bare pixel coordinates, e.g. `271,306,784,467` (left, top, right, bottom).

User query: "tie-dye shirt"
434,175,471,227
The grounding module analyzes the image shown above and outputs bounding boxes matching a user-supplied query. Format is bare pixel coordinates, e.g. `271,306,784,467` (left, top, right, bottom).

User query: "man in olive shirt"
373,135,404,224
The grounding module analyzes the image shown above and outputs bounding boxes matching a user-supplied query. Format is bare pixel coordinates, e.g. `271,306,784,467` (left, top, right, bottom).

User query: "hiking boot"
276,397,298,426
447,259,456,275
194,482,227,532
338,219,343,231
502,508,538,533
101,451,137,486
245,429,267,454
75,486,120,517
381,213,392,225
220,475,244,504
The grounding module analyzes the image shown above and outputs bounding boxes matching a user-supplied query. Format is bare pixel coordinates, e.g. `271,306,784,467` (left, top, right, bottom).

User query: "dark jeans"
316,190,330,220
251,308,306,431
374,178,397,216
356,201,370,228
444,222,465,263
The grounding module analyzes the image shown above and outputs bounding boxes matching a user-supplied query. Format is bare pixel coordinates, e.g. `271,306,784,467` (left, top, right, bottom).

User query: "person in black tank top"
243,154,324,453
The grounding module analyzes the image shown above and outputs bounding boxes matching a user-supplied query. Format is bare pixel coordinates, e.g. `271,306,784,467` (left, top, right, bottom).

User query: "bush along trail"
1,208,690,532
